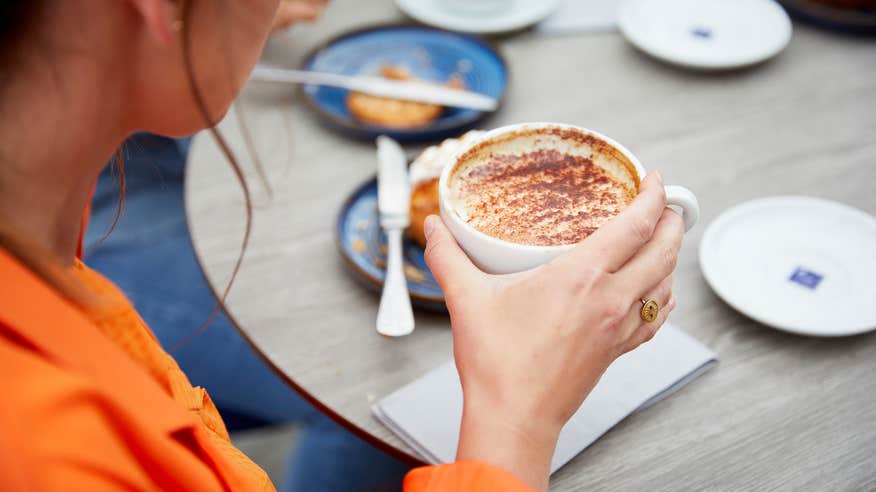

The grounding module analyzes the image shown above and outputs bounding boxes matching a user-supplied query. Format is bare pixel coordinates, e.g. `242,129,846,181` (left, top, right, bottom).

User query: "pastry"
347,65,465,129
407,130,484,247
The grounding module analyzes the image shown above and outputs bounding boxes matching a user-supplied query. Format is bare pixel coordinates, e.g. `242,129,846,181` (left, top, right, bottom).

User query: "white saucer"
618,0,792,70
396,0,562,35
700,196,876,337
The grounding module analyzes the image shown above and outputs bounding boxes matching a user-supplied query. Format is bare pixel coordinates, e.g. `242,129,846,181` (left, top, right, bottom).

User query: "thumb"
423,215,481,298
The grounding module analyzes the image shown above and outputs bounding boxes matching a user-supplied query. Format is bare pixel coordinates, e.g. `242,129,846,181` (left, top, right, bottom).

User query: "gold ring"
640,298,659,323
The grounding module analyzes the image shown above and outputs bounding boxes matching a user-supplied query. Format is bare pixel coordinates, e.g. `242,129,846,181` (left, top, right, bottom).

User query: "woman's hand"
424,172,684,491
271,0,329,31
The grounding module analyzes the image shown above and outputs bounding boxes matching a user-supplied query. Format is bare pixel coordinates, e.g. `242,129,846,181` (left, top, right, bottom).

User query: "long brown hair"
168,0,257,351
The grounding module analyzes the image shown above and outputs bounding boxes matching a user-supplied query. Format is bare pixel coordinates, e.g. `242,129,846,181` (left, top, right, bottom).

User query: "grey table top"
185,2,876,489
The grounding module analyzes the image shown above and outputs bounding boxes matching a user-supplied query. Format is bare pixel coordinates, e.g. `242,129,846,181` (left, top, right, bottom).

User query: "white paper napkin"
372,323,717,473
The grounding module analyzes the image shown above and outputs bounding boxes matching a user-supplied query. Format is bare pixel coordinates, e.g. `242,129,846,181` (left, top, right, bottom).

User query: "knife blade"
251,66,498,112
377,136,411,228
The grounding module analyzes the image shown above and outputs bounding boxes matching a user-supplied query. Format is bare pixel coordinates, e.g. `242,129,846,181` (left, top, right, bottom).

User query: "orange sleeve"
0,339,148,491
404,461,533,492
0,336,221,492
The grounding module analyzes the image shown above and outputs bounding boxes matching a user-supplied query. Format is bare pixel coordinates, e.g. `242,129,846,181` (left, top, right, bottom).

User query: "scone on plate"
347,65,465,129
407,131,484,248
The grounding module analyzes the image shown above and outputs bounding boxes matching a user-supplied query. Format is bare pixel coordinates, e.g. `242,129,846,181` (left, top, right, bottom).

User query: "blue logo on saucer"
789,267,823,290
690,27,713,40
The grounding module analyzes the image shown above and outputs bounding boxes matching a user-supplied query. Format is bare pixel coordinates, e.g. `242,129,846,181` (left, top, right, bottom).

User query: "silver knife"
376,136,415,337
251,65,498,112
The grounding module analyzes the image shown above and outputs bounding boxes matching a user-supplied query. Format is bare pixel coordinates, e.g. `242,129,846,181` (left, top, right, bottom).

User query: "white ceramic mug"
438,122,699,274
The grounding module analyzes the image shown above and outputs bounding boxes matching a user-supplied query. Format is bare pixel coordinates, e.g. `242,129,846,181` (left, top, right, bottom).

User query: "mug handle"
664,185,699,232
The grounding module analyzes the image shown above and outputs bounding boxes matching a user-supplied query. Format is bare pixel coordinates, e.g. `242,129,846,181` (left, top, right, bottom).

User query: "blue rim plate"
301,24,508,142
336,176,446,311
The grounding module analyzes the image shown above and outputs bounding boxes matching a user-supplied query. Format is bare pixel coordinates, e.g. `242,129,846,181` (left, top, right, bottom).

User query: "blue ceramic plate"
336,176,445,311
302,24,507,142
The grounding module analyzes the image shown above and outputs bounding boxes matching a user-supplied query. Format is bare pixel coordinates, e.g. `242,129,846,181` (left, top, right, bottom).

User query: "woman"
0,1,683,491
84,3,413,490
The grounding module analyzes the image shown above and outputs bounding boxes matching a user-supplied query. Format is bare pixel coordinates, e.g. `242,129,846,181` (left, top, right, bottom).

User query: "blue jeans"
84,133,409,492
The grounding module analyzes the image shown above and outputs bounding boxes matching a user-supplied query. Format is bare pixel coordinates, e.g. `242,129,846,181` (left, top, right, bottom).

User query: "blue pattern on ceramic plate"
690,26,713,40
789,266,823,290
303,25,507,142
337,177,445,311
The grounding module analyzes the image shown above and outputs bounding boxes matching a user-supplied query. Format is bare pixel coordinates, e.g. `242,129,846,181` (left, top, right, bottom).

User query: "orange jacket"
0,249,530,491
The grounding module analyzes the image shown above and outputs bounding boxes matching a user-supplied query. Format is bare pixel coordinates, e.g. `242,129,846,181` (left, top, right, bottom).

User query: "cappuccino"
445,127,639,246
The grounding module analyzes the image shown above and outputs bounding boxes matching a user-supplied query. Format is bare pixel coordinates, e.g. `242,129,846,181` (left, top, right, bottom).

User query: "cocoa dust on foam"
455,149,633,246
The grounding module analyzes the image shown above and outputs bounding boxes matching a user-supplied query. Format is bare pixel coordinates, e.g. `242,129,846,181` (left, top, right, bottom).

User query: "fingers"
559,172,667,272
617,274,673,340
423,215,482,298
614,208,685,302
620,294,676,355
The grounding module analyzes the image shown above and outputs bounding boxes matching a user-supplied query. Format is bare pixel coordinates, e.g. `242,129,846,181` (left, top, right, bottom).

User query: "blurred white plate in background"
397,0,562,34
618,0,792,70
700,196,876,337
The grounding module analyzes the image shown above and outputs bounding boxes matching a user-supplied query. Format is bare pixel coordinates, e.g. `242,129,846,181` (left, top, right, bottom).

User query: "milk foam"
446,131,639,246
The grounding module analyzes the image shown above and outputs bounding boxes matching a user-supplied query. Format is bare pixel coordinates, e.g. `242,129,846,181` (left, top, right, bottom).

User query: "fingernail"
667,295,677,310
424,215,437,240
654,171,663,184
